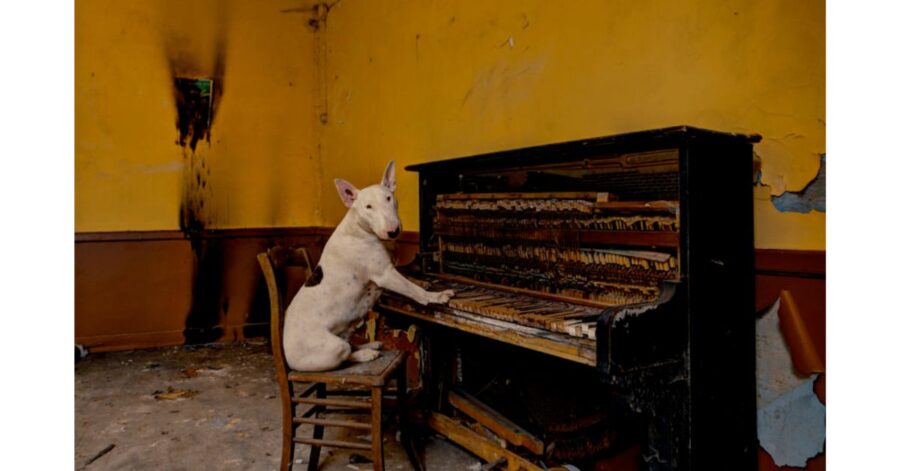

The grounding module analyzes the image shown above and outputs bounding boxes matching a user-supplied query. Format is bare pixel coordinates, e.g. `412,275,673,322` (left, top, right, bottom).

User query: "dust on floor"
75,343,479,471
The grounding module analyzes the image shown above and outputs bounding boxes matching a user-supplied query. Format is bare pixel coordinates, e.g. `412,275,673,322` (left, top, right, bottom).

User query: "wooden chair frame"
258,246,422,471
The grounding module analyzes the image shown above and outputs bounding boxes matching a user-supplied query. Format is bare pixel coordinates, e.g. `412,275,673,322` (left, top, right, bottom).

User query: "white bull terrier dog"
283,161,454,372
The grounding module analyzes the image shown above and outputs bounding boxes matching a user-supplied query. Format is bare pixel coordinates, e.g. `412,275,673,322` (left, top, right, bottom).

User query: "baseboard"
75,330,186,353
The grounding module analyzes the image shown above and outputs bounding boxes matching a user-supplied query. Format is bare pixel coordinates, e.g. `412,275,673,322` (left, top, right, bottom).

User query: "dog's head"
334,161,402,240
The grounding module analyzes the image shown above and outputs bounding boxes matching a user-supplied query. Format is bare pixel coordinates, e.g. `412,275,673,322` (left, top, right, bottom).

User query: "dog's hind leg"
286,331,352,372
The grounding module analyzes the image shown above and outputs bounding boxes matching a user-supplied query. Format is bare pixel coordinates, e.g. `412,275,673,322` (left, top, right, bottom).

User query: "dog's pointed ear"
334,179,359,208
381,160,397,192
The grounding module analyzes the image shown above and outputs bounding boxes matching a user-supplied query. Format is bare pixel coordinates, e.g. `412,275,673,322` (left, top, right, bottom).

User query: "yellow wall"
76,0,322,232
76,0,824,250
319,0,825,250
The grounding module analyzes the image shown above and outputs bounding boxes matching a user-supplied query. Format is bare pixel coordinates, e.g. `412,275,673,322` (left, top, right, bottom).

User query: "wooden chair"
257,247,422,471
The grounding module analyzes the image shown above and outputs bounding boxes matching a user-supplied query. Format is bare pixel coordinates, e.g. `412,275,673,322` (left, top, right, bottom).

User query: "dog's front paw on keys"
349,348,381,363
427,289,455,305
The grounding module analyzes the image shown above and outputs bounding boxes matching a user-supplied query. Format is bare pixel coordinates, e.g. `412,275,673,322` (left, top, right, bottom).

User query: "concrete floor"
75,343,481,471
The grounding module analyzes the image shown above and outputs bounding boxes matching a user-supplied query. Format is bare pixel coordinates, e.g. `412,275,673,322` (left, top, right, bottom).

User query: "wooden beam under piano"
448,389,546,455
427,412,546,471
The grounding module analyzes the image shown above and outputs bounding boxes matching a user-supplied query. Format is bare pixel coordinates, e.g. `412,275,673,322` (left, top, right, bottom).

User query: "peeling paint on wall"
772,154,825,214
757,299,826,467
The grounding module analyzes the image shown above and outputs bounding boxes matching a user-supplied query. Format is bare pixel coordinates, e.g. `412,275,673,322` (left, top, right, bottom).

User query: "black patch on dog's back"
305,265,324,287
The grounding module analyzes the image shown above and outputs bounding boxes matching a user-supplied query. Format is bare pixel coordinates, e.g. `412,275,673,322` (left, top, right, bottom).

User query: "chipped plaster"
756,299,826,467
772,154,825,214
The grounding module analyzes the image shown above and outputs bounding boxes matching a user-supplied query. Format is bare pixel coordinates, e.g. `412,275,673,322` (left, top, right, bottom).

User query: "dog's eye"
387,196,392,202
366,204,372,209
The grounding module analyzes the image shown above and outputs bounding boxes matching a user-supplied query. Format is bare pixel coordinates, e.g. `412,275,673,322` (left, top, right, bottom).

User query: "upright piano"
376,126,759,470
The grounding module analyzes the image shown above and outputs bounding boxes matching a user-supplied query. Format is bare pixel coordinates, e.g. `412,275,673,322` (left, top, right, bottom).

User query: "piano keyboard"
401,276,603,340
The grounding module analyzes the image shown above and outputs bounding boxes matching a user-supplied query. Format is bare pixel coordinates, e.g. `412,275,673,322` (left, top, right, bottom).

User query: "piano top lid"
405,125,762,173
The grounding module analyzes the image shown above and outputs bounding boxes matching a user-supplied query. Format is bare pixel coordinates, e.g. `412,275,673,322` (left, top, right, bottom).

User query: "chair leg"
371,386,384,471
397,371,425,471
307,383,326,471
281,384,297,471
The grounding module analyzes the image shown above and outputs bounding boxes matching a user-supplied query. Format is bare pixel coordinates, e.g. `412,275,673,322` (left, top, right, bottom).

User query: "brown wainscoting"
755,249,825,279
76,227,334,352
755,249,825,367
76,236,193,351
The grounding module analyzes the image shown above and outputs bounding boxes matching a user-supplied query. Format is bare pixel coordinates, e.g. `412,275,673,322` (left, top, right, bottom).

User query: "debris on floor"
153,387,199,401
178,367,200,378
75,343,480,470
83,443,115,467
349,453,373,464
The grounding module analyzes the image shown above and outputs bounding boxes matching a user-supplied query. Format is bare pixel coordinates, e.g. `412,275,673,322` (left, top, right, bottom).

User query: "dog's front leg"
372,267,454,305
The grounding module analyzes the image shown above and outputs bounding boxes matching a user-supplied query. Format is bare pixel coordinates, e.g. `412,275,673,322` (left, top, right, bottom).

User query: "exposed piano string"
435,197,679,233
439,261,662,305
431,193,680,306
442,242,676,275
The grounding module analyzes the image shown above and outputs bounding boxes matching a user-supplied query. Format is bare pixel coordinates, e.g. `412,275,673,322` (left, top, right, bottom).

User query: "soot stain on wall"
167,35,228,344
174,78,213,151
178,148,225,343
165,26,227,147
182,238,226,344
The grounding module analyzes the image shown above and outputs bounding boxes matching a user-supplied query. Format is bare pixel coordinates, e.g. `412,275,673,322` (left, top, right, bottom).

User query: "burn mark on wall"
165,21,227,230
165,36,228,345
183,238,226,344
174,78,213,151
165,24,226,146
771,154,825,214
178,148,212,237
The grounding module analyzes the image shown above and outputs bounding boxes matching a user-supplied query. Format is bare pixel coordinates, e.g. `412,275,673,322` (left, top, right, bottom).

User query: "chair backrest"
257,246,313,379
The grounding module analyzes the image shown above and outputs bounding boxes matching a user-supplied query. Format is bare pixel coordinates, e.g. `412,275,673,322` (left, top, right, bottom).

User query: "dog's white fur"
283,161,454,372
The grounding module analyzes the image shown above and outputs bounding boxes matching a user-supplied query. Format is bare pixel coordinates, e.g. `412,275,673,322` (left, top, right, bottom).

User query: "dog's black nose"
387,228,400,239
